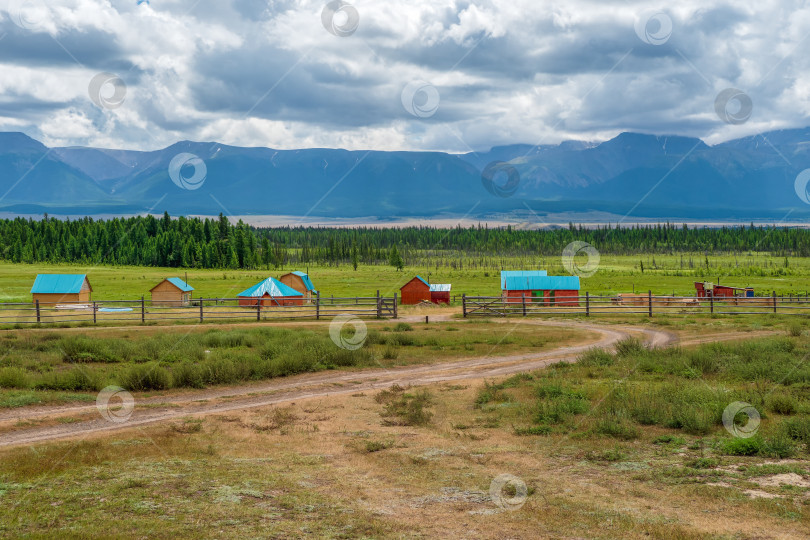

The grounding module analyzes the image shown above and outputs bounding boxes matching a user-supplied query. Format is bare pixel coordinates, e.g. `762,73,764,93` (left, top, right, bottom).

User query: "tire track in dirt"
0,319,765,449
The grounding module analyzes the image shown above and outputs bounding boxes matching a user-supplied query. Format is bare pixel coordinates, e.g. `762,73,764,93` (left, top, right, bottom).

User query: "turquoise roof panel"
291,271,316,291
31,274,88,294
500,270,547,289
238,277,304,298
166,277,194,292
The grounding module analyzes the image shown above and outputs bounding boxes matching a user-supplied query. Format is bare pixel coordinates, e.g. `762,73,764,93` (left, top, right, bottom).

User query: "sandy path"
0,318,765,449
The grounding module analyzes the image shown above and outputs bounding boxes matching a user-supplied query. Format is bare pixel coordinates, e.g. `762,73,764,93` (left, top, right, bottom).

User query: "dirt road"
0,318,757,449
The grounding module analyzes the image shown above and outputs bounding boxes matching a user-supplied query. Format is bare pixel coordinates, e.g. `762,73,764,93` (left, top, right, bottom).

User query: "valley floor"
1,316,808,538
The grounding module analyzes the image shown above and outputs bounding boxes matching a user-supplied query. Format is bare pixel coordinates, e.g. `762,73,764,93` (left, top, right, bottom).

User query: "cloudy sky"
0,0,808,153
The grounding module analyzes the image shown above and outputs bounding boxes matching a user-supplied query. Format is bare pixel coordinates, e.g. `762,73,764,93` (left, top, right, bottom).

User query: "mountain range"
0,129,809,221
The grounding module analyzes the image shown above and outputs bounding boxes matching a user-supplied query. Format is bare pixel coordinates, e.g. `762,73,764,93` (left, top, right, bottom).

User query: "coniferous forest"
2,212,810,270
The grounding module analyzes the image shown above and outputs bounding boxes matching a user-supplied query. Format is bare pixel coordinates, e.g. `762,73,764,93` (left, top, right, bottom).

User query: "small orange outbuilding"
150,278,194,307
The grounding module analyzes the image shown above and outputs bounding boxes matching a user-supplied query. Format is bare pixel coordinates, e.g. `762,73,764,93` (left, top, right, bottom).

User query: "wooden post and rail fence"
462,292,810,318
1,294,399,327
4,291,809,327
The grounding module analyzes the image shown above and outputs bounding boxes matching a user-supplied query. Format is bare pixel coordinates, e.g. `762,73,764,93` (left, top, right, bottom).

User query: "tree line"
2,213,809,269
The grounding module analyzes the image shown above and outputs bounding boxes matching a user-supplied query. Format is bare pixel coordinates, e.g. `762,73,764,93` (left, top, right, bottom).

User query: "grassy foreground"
0,321,586,408
1,333,809,538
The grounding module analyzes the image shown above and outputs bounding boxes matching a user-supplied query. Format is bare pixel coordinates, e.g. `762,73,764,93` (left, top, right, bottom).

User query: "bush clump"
393,323,413,332
120,362,172,391
766,393,798,415
593,413,640,440
576,348,614,367
375,386,433,426
0,367,31,389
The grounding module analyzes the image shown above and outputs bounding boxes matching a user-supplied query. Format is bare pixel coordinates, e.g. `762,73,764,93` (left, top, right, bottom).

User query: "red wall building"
400,276,452,305
501,273,581,307
400,276,431,305
429,284,451,305
503,289,580,306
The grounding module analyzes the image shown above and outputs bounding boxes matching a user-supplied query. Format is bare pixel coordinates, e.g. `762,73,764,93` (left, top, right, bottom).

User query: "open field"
1,252,808,538
1,252,810,304
0,323,808,538
0,320,591,410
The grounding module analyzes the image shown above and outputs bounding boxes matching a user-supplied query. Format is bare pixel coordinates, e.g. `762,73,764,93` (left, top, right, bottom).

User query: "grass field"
1,251,810,303
1,252,809,537
0,321,589,409
1,334,809,538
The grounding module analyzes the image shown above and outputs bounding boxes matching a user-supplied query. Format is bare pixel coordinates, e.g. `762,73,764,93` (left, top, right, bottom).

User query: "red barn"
400,276,431,305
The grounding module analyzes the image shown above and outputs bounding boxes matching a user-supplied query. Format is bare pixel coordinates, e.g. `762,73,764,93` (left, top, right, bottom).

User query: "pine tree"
389,245,404,271
351,240,359,271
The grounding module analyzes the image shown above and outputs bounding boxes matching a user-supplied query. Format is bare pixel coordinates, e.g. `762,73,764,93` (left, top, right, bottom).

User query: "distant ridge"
0,129,808,220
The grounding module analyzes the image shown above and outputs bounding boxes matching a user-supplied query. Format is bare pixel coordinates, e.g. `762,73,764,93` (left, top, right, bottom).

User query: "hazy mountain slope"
0,129,808,219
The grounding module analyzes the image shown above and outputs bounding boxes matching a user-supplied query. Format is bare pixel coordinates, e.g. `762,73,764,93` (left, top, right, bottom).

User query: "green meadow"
0,251,809,302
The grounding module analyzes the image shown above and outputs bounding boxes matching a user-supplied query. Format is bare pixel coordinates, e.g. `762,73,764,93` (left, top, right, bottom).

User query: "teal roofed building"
280,271,318,302
150,278,194,306
31,274,92,304
238,277,304,307
501,272,581,307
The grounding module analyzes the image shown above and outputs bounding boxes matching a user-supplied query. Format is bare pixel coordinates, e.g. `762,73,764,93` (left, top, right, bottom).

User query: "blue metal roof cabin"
291,271,316,292
150,278,194,306
279,271,319,301
30,274,92,304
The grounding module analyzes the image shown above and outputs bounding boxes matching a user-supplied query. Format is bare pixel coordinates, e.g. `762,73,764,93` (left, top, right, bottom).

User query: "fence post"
257,298,261,321
36,299,40,323
522,294,527,317
93,302,97,324
199,298,204,323
586,292,590,317
376,290,381,319
316,291,320,320
773,291,777,313
463,294,467,318
141,296,145,323
648,290,653,317
393,293,398,319
709,292,714,314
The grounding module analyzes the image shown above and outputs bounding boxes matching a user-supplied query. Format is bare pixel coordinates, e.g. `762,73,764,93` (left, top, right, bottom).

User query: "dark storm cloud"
0,23,130,69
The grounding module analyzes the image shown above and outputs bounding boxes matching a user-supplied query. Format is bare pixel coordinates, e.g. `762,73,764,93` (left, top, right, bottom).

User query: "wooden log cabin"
150,278,194,307
31,274,92,305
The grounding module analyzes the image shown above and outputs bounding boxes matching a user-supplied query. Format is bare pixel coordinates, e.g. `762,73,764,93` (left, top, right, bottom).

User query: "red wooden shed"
400,276,431,305
429,283,451,305
695,282,754,299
